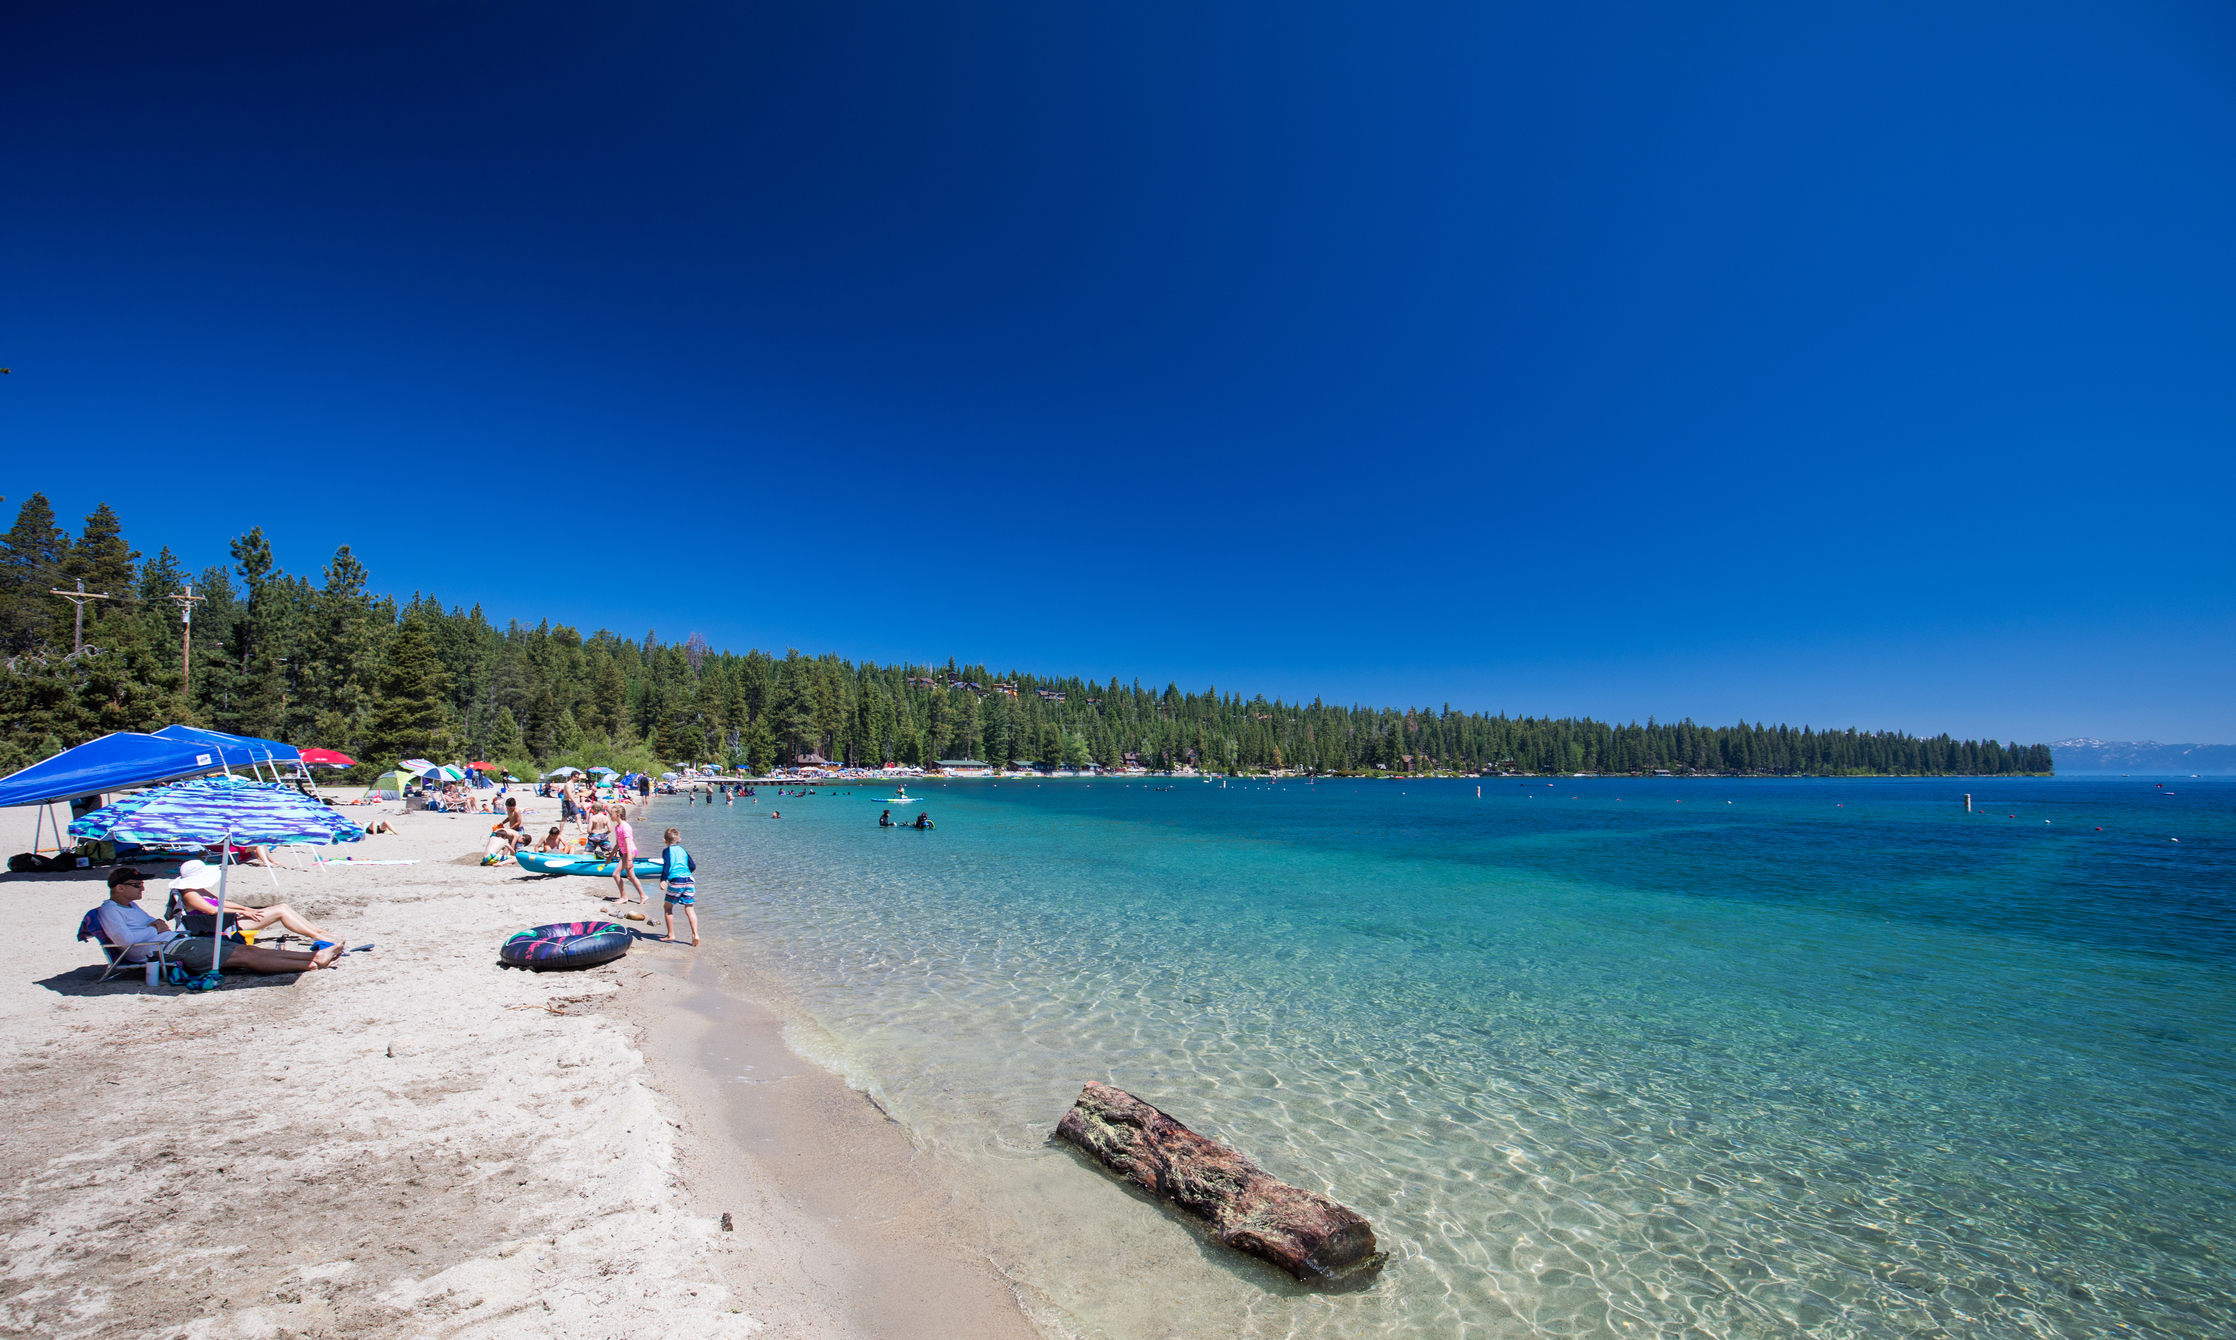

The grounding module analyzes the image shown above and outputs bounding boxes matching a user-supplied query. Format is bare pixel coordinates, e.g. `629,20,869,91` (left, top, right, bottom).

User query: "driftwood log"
1053,1080,1384,1280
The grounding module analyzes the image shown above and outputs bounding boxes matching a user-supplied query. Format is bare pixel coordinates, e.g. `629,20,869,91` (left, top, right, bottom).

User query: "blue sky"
3,0,2231,743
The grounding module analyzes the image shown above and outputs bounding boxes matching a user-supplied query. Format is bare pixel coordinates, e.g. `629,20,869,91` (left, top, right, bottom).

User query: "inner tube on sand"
499,921,632,971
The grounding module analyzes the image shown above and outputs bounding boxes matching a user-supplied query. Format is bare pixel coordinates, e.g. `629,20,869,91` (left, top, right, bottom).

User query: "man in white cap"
169,860,336,946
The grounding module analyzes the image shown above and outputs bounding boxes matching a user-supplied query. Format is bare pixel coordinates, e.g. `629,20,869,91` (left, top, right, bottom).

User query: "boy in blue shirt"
659,826,699,946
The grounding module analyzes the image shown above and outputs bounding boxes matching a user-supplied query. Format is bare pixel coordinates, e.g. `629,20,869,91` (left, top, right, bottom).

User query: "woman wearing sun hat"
169,859,336,945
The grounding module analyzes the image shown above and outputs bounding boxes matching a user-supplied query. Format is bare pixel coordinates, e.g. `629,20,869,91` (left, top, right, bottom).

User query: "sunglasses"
113,880,145,888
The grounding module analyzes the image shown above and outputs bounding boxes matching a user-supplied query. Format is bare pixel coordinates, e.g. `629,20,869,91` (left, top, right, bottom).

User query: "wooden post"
169,585,206,701
49,579,110,654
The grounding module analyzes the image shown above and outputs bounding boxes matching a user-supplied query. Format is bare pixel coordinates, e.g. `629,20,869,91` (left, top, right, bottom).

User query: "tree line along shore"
0,494,2056,781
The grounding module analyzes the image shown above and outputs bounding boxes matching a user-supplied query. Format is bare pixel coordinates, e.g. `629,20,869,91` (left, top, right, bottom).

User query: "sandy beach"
0,797,1040,1339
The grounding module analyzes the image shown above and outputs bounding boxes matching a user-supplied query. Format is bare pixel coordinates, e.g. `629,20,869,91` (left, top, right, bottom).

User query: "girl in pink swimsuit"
610,805,648,904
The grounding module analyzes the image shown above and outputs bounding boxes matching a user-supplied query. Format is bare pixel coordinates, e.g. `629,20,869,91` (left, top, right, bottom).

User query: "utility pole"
49,578,110,654
169,585,206,699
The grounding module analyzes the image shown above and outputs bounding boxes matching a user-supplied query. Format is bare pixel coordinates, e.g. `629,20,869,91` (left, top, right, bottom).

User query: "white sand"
0,796,1037,1339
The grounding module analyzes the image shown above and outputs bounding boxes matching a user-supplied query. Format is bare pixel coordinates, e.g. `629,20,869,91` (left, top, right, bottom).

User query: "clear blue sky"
4,0,2231,743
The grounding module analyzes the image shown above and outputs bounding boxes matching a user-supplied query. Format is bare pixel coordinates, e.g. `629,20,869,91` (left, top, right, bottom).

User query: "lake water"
660,775,2234,1339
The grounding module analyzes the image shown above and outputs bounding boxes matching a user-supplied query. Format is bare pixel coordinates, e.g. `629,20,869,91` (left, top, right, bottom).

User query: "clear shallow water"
664,777,2234,1339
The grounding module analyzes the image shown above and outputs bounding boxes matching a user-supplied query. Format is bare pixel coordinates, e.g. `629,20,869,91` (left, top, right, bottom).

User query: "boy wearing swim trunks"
659,826,699,946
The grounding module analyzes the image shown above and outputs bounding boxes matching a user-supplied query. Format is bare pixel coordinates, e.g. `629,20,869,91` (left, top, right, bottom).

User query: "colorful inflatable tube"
498,921,632,971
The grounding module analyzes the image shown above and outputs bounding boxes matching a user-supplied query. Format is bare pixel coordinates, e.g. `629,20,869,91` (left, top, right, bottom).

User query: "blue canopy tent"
71,776,363,985
152,725,302,781
0,733,227,808
0,733,232,856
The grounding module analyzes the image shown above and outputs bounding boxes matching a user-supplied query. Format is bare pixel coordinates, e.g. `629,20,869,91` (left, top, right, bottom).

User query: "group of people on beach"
93,859,355,977
422,780,500,813
469,793,702,946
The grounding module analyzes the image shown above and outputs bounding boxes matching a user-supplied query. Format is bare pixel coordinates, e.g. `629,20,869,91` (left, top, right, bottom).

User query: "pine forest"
0,495,2058,780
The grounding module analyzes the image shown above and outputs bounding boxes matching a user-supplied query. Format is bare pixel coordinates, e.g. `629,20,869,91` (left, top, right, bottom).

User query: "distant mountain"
2051,740,2236,774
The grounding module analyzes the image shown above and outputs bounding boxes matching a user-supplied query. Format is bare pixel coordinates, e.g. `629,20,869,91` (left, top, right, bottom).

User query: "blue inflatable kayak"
515,851,664,878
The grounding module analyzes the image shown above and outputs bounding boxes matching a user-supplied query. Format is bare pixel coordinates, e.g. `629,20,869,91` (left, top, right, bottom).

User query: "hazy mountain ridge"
2051,740,2236,773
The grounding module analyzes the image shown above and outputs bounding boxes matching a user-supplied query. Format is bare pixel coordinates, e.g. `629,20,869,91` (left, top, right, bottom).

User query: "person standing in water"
658,826,699,946
610,804,648,904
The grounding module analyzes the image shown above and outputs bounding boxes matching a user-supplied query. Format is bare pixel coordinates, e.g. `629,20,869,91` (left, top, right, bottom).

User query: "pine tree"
188,566,240,718
306,545,376,752
744,715,776,773
60,503,140,642
527,683,559,760
218,528,290,738
0,493,70,653
365,614,454,763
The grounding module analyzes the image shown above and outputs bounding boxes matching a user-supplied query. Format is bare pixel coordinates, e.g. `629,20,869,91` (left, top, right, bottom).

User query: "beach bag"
7,853,37,873
164,961,224,991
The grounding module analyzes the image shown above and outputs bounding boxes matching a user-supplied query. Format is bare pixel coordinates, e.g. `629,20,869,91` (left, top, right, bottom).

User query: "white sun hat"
171,859,224,892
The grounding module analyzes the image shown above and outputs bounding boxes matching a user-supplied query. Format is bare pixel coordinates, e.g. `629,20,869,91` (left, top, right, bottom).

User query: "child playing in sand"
658,826,699,945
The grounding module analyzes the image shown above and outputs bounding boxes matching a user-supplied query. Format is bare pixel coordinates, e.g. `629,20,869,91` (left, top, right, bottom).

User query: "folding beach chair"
76,907,181,984
164,890,243,939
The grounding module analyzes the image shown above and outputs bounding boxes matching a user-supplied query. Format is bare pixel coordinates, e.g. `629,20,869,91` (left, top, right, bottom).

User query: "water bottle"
144,960,158,987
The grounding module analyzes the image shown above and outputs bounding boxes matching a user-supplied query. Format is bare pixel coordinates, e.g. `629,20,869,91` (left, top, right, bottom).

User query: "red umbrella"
298,748,359,767
468,761,500,771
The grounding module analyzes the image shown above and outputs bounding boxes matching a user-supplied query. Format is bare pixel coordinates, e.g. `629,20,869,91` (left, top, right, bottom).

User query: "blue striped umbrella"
69,776,366,847
70,776,362,990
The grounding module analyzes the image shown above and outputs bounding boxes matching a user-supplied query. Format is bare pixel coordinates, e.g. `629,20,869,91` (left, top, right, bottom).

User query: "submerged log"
1053,1080,1384,1281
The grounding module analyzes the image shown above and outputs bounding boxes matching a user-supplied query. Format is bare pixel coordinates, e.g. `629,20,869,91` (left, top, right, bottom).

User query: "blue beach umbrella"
70,776,364,986
70,775,365,848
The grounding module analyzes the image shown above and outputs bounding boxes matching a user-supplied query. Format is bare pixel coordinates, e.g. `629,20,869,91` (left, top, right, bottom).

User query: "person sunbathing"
362,818,400,835
169,860,334,943
203,841,274,867
100,868,344,974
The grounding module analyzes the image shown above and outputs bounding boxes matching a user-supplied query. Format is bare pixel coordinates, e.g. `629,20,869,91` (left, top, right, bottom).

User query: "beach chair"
165,889,245,940
76,907,180,984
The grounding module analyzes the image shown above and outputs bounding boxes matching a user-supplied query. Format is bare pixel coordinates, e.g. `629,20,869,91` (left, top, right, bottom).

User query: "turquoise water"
665,776,2234,1339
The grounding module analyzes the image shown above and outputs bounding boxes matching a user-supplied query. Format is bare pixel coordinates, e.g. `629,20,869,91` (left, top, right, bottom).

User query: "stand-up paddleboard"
515,850,664,878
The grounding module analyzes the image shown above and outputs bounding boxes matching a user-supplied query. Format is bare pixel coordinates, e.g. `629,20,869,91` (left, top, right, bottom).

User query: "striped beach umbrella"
70,776,367,848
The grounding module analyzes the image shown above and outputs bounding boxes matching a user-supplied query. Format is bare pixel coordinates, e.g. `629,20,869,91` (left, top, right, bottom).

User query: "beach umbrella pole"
212,832,230,985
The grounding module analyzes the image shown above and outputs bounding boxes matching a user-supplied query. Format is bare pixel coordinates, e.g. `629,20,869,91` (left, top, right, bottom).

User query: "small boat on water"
516,850,665,878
